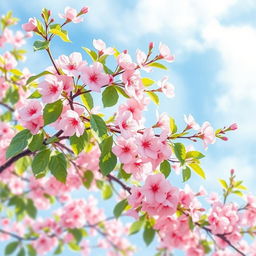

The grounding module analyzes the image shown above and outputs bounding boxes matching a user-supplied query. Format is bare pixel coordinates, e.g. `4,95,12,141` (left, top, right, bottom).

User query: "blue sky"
1,0,256,255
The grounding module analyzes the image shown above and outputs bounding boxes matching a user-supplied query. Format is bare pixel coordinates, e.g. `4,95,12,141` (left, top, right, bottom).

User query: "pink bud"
123,49,128,54
149,41,154,50
230,169,235,175
229,123,238,130
22,18,37,32
80,6,89,14
221,136,228,141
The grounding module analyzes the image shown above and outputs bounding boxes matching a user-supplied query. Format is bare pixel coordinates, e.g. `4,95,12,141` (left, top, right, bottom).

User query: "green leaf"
113,199,128,218
100,152,117,176
26,199,37,219
26,245,36,256
130,220,144,235
173,143,186,165
42,8,50,22
28,132,44,152
114,86,129,98
103,64,114,74
70,131,88,155
6,129,32,159
182,167,191,182
81,92,94,110
143,223,155,246
68,242,80,251
10,69,23,76
17,248,25,256
68,229,83,243
4,87,19,104
232,190,243,197
26,71,53,85
15,156,31,175
218,179,228,190
43,100,63,125
33,40,49,51
189,163,206,179
148,62,167,70
160,160,171,178
102,86,119,107
118,166,132,180
48,152,67,183
5,241,19,255
99,136,113,155
83,170,94,189
186,151,205,159
102,183,113,200
50,27,71,42
146,91,159,105
188,216,195,231
90,114,107,137
82,47,97,61
28,90,42,99
169,117,177,134
54,242,64,255
32,149,51,178
142,78,155,87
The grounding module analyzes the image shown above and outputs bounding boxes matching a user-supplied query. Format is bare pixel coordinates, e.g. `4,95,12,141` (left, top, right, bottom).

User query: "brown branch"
0,130,64,174
0,102,14,112
107,174,131,194
45,48,60,75
0,228,36,241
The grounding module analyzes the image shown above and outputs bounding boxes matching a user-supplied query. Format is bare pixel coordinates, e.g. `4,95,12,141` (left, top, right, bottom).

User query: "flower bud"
80,7,89,14
149,41,154,51
229,123,238,130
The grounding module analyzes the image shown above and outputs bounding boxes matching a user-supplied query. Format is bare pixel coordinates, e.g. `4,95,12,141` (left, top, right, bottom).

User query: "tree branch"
0,102,14,112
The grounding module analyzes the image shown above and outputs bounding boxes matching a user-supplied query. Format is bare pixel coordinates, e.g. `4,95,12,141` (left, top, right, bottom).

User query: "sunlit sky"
1,0,256,255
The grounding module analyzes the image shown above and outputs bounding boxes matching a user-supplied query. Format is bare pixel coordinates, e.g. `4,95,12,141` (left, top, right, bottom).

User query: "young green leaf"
33,40,50,51
32,149,51,178
81,92,94,110
28,132,44,152
189,163,206,179
101,183,113,200
182,167,191,182
173,143,186,165
102,86,119,107
148,62,167,70
113,199,128,218
90,114,107,137
5,241,19,255
143,223,155,246
70,131,88,155
142,78,155,87
160,160,171,178
130,219,145,235
6,129,32,159
48,152,67,183
26,71,53,85
146,91,159,105
100,152,117,176
83,170,94,189
43,99,63,125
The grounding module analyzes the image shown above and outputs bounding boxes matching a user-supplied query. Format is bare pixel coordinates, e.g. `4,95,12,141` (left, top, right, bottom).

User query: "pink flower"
59,110,84,137
33,234,57,255
57,52,86,76
18,100,43,121
158,76,175,98
80,62,110,92
142,173,170,204
21,116,44,135
128,186,144,208
80,7,89,14
229,123,238,130
112,136,137,164
57,75,73,93
38,76,63,104
117,52,137,70
0,77,8,100
93,39,114,55
184,114,200,130
1,52,17,70
137,128,160,160
159,42,175,62
59,7,83,23
200,121,216,149
22,18,37,32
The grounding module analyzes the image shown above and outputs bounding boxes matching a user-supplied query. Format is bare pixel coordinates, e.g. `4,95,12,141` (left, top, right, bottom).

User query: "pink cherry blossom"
38,75,63,104
137,128,160,160
80,62,110,92
159,42,175,62
18,100,43,121
93,39,114,55
1,52,17,70
142,173,171,204
57,52,86,76
22,17,37,32
117,52,137,70
112,136,137,164
158,76,175,98
57,75,73,93
184,114,200,130
59,110,84,137
200,121,216,149
21,116,44,135
59,7,83,23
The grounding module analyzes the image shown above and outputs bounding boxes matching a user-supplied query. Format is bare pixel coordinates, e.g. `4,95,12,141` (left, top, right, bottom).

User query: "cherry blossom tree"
0,6,254,256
